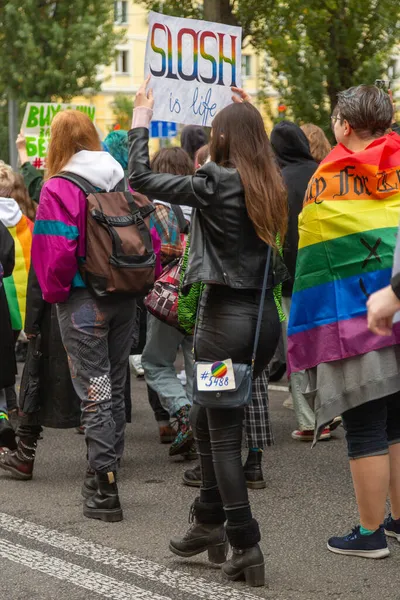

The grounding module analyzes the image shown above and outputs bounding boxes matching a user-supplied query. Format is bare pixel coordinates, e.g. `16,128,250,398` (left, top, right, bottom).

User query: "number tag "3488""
196,359,236,392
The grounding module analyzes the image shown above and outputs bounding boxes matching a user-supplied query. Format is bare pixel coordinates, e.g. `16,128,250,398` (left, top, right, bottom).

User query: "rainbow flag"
3,215,33,331
287,132,400,375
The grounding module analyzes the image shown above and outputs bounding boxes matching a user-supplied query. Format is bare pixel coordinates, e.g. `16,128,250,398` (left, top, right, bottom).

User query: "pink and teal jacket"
32,150,161,304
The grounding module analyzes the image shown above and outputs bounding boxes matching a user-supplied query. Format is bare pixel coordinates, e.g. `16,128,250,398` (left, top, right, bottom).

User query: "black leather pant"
191,404,251,526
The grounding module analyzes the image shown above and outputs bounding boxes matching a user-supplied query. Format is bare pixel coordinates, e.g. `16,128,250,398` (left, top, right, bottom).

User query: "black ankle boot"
223,519,265,587
81,467,97,499
244,451,266,489
83,471,123,522
169,497,228,564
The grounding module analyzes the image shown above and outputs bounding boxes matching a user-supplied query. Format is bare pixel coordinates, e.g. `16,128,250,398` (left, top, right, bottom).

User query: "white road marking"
268,384,289,392
0,538,171,600
0,513,263,600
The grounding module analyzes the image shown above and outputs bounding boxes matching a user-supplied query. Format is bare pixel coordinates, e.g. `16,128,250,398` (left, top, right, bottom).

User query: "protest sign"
21,103,96,169
144,12,242,127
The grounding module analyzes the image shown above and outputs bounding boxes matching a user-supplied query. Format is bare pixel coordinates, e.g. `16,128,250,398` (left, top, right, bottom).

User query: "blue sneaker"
384,515,400,542
327,526,389,559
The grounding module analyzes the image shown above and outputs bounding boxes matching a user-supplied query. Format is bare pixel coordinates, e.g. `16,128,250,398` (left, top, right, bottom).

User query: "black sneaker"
327,525,389,559
183,464,201,487
384,514,400,542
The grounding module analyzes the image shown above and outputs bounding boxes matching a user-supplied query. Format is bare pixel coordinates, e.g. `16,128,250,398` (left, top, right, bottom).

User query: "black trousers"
191,404,250,525
192,285,280,525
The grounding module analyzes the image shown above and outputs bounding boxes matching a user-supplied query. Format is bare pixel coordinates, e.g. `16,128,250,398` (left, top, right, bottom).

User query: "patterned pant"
57,289,136,473
245,369,274,449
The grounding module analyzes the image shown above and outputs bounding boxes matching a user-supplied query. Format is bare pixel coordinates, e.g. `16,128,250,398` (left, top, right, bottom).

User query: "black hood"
180,125,208,161
270,120,315,168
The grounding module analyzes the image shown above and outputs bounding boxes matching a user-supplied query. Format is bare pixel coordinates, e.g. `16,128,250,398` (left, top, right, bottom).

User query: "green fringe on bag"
178,234,285,334
273,235,285,323
178,235,204,334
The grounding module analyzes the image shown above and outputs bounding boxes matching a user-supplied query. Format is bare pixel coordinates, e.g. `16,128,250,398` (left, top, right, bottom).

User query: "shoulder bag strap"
54,172,98,195
171,204,189,234
251,245,273,374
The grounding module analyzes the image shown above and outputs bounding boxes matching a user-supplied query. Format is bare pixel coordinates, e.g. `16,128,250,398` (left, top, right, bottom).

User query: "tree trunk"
203,0,237,25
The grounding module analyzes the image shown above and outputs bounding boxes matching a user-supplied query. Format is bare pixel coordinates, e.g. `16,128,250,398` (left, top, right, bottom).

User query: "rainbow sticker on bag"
211,361,228,378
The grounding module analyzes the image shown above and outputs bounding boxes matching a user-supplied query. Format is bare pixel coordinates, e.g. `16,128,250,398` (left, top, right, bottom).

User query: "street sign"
150,121,178,139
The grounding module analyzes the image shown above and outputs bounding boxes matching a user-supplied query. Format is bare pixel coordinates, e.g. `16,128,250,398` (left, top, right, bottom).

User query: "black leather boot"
81,467,97,499
83,471,123,522
223,519,265,587
243,450,266,489
169,497,228,564
0,437,37,480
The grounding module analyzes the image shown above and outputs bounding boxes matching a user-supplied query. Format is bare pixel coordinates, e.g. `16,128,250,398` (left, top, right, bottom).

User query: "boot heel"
244,563,265,587
208,542,229,564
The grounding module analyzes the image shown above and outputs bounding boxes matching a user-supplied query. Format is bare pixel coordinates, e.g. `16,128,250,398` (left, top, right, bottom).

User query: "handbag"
144,257,186,332
178,234,204,334
193,245,272,409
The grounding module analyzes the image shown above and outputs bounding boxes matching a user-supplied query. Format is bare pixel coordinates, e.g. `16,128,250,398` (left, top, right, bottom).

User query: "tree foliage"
0,0,124,101
262,0,400,131
111,94,133,131
139,0,400,131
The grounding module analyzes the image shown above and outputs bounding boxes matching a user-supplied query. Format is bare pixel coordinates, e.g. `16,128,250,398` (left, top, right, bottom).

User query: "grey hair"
335,85,393,140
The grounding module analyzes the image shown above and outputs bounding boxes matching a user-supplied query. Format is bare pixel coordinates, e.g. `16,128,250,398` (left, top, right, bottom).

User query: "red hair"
46,110,101,179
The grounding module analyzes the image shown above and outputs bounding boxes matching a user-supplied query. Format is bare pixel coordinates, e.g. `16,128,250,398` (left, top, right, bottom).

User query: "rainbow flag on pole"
287,132,400,375
3,215,33,331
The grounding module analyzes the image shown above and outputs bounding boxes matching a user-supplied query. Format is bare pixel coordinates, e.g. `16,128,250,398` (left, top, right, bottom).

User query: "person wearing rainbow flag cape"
0,165,33,415
287,85,400,559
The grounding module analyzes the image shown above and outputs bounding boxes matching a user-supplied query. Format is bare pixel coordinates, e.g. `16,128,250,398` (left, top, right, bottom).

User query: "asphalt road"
1,375,399,600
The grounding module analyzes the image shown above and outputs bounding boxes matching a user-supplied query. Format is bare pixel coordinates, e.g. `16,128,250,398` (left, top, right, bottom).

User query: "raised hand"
135,75,154,110
231,86,252,104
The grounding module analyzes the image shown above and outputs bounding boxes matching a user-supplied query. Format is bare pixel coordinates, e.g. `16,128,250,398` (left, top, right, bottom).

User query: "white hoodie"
0,197,22,228
62,150,124,191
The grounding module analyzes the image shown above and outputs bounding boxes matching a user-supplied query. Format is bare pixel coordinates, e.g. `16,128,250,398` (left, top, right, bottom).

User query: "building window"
114,1,128,24
241,55,252,78
115,50,129,74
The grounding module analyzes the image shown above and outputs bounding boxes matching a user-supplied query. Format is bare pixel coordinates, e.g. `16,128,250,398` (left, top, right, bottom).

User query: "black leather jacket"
128,127,287,290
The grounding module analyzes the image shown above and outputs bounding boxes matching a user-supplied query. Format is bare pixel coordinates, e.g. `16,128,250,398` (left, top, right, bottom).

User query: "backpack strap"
55,172,99,194
56,172,154,225
171,204,189,234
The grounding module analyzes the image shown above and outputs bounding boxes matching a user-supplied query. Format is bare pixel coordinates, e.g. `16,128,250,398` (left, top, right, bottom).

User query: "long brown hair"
209,103,287,247
301,123,331,163
46,110,101,179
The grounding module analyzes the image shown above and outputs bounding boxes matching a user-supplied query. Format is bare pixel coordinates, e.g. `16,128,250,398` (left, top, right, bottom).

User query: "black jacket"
0,222,16,389
20,266,80,428
129,127,287,290
271,121,318,296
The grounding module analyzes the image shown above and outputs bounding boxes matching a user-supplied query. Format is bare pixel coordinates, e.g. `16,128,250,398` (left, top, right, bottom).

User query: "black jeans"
191,405,250,525
342,391,400,459
17,411,43,440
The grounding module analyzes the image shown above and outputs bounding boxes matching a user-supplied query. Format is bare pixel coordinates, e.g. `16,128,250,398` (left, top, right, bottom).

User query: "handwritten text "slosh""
150,24,238,88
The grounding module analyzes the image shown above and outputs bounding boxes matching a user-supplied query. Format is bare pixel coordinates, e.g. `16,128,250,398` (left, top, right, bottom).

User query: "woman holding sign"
129,78,288,587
